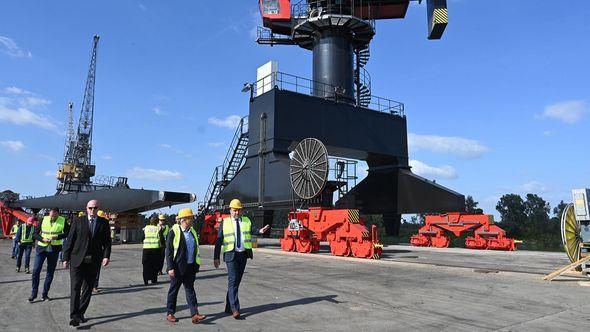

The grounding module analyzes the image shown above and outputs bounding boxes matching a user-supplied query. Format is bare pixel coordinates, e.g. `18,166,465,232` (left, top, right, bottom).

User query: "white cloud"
408,133,490,159
208,115,242,129
20,97,51,107
0,36,32,58
4,86,32,95
0,105,60,132
542,100,587,124
44,170,54,177
153,107,166,116
139,3,147,11
127,167,183,181
101,155,112,160
0,140,24,151
159,143,172,149
208,142,225,148
520,181,550,194
0,94,61,133
409,159,457,180
542,130,552,137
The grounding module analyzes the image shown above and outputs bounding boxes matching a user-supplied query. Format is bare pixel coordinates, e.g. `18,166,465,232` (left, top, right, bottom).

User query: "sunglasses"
87,207,99,210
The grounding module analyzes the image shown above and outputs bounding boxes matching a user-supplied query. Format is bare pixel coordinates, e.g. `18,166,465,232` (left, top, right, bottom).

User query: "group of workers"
5,197,268,326
141,198,269,323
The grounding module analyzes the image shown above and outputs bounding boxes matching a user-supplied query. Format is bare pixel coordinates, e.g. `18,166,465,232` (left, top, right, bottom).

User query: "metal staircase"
201,116,249,213
355,46,372,107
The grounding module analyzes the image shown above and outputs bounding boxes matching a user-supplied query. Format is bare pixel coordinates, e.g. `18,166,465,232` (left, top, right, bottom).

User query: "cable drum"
561,203,581,263
289,138,329,200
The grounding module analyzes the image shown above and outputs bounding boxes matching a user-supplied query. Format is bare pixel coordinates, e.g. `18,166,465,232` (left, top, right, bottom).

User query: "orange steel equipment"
0,201,33,238
200,211,228,245
410,212,518,251
280,207,383,259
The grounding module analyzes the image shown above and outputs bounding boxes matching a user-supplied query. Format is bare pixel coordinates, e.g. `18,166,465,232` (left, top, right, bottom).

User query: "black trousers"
142,249,160,284
70,262,100,319
167,263,199,316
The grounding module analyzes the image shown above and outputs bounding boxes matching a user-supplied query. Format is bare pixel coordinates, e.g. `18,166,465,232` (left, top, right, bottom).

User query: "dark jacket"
33,217,70,253
14,224,35,246
166,226,200,276
213,218,261,262
62,216,112,268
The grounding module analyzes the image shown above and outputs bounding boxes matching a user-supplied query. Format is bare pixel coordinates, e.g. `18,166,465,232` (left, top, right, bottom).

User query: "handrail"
252,71,405,116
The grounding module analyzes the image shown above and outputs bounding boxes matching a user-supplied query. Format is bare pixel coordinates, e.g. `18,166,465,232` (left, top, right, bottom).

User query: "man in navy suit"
165,208,206,324
214,199,270,319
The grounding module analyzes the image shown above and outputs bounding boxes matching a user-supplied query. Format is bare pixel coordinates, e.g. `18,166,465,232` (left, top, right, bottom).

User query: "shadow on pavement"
78,301,223,329
201,294,341,324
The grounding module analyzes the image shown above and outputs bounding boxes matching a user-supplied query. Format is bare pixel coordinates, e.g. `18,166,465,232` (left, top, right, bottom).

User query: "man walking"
29,207,69,302
62,200,111,327
10,220,21,259
15,217,36,273
158,214,170,275
142,216,164,285
214,199,270,319
165,208,205,324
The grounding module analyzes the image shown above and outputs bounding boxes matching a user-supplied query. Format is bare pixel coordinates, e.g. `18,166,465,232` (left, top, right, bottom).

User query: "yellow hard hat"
229,199,243,209
176,208,195,220
158,214,166,221
78,211,85,217
97,210,106,218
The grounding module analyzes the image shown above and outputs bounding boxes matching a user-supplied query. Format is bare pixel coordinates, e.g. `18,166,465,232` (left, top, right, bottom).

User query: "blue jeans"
16,244,33,269
12,238,19,257
166,263,199,315
31,250,59,297
225,251,247,312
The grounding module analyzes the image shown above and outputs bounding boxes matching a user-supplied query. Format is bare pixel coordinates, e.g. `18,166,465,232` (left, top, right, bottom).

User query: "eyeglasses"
87,207,99,210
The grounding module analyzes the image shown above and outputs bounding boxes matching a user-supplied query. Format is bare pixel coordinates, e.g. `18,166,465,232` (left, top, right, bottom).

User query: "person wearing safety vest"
10,220,21,259
165,208,206,324
214,199,270,319
29,207,70,302
15,217,36,273
142,216,165,285
158,214,170,275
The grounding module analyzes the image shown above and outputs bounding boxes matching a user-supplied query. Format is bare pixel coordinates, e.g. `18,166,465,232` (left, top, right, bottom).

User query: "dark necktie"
235,218,241,250
89,218,95,237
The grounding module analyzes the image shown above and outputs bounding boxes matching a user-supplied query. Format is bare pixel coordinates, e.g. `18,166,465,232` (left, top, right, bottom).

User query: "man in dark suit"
214,199,270,319
165,208,206,324
62,199,112,327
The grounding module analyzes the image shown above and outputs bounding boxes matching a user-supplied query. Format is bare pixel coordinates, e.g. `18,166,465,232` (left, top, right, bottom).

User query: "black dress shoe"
28,296,36,303
79,315,88,323
69,318,80,327
42,295,52,301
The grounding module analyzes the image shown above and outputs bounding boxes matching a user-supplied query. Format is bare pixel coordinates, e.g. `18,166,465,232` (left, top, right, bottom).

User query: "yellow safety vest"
171,224,201,265
10,224,18,235
143,225,161,249
222,216,252,252
37,216,66,247
163,224,170,238
20,224,34,244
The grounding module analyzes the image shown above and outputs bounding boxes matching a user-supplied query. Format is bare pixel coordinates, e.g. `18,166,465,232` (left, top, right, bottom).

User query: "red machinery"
410,212,519,251
0,201,33,238
200,211,228,245
280,207,382,259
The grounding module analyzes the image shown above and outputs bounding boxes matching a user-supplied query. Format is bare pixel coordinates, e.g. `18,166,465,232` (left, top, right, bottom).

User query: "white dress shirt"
233,217,246,252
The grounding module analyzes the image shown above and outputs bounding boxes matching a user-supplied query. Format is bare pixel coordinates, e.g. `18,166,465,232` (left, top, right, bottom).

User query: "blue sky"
0,0,588,218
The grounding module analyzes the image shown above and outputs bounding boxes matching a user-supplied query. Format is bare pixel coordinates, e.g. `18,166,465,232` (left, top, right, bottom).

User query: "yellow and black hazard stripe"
348,209,360,224
433,7,448,24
